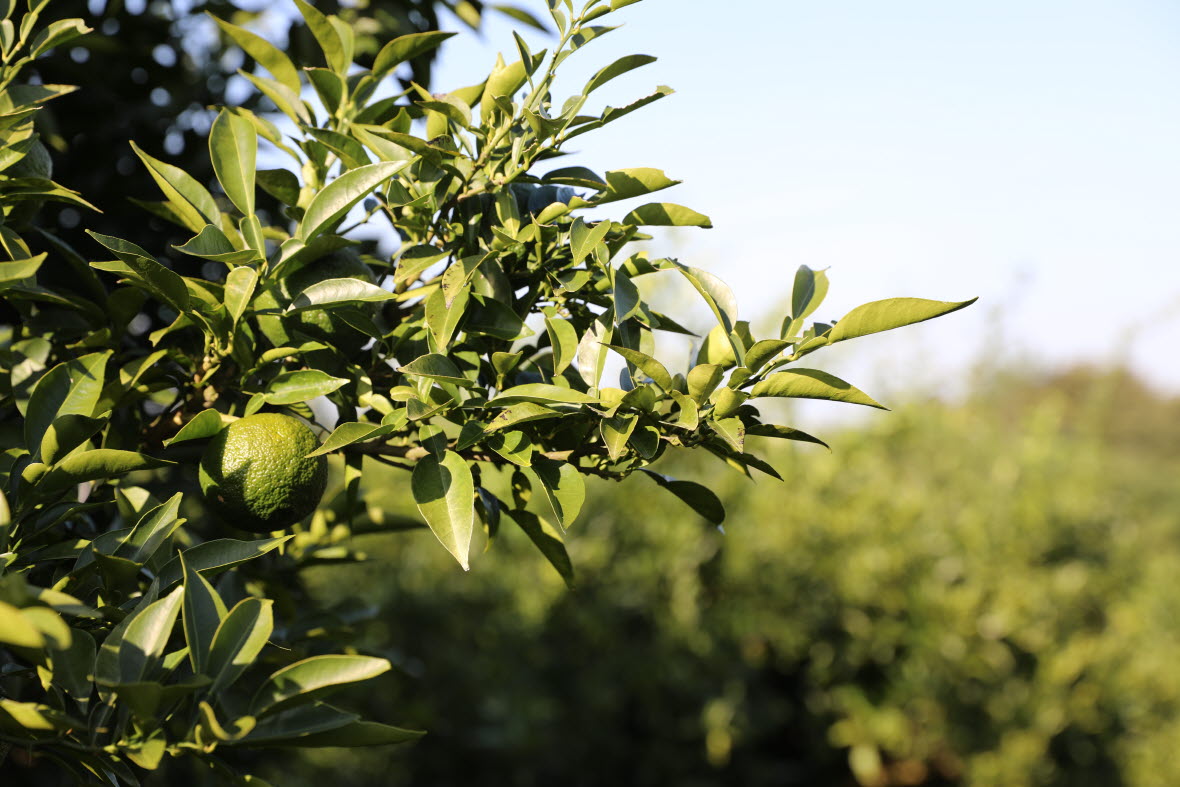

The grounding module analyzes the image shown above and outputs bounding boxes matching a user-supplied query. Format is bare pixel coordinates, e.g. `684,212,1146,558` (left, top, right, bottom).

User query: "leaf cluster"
0,0,973,782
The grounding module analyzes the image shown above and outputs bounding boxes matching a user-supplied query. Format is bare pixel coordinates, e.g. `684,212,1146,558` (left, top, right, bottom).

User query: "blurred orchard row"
211,365,1179,787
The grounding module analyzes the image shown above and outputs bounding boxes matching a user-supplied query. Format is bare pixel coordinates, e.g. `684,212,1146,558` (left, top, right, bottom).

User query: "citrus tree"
0,0,973,783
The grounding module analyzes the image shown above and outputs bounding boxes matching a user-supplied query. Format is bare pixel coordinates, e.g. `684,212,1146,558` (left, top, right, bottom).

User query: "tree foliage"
0,0,972,783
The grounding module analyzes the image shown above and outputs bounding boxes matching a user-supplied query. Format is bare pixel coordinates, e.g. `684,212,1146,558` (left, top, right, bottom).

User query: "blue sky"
428,0,1180,396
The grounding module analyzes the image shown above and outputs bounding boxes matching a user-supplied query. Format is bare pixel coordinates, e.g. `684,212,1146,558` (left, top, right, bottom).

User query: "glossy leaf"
163,409,224,447
129,142,220,233
606,345,673,391
210,109,257,216
529,455,585,527
750,369,886,409
157,537,292,587
827,297,978,344
308,422,396,457
206,597,274,692
412,451,474,570
252,654,390,716
181,553,227,674
489,384,598,406
287,278,396,311
601,413,638,460
39,450,172,494
262,370,348,405
299,162,409,241
119,586,184,682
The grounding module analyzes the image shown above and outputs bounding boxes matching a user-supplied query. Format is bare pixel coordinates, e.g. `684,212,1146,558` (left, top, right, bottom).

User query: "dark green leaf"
639,469,725,525
508,509,573,588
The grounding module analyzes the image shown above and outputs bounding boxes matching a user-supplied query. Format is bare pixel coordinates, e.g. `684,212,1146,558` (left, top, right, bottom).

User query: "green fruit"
198,413,328,533
280,250,376,355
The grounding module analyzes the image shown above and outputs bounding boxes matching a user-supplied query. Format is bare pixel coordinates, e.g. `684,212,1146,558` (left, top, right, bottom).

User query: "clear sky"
428,0,1180,396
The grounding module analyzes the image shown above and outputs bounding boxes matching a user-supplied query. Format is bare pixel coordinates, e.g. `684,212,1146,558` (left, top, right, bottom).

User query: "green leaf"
163,409,224,447
39,414,103,466
489,384,598,406
827,297,978,344
639,469,725,525
687,363,724,405
287,278,396,311
0,600,44,648
606,345,673,391
487,430,534,467
508,509,574,588
399,354,473,387
595,167,680,204
622,202,712,228
600,413,638,460
299,161,410,241
210,109,257,216
585,53,656,94
259,719,424,747
750,369,886,409
668,390,699,430
746,423,830,450
709,417,745,453
570,217,610,267
172,224,258,265
373,31,457,78
257,168,301,206
236,703,354,745
485,402,563,432
181,553,227,675
87,231,190,313
529,456,585,528
157,537,292,587
493,4,550,32
129,141,220,233
308,422,395,457
576,313,613,388
262,370,348,405
426,287,467,351
38,449,172,495
677,265,739,360
25,352,108,460
252,655,390,716
412,450,474,570
206,597,273,692
121,492,185,563
210,14,301,93
789,265,829,331
224,267,259,329
544,314,579,375
30,18,90,57
293,0,347,73
119,587,184,682
743,340,792,374
0,253,45,286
